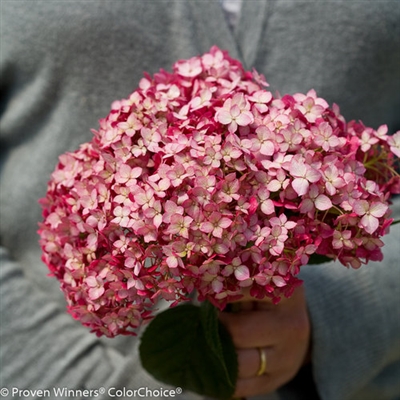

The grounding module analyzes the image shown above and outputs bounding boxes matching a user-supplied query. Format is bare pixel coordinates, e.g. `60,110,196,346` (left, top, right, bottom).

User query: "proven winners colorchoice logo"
0,386,183,398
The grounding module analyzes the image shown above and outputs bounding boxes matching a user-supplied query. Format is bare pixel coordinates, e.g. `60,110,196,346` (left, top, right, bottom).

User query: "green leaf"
139,303,238,400
200,300,237,389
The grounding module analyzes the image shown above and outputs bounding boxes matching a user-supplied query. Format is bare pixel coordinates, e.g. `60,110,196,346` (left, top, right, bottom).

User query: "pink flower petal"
236,112,254,126
212,279,223,293
234,265,250,281
353,200,369,216
272,276,287,287
166,256,178,269
292,178,309,196
360,214,379,234
370,202,388,218
200,221,214,234
88,286,105,300
260,141,275,156
219,217,233,229
261,199,275,215
216,109,233,125
315,195,332,211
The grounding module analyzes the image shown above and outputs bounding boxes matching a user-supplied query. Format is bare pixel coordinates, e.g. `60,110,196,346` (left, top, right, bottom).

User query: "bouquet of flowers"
39,46,399,399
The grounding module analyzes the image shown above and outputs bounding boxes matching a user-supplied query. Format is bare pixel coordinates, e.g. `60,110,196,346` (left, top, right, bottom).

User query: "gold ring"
256,347,267,376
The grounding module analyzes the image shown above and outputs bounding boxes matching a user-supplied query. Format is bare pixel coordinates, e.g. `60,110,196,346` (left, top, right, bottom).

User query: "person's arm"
300,196,400,400
0,246,201,399
220,196,400,400
0,246,137,392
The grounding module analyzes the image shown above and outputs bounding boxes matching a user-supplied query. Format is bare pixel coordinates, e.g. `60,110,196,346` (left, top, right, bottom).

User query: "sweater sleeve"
299,196,400,400
0,246,202,399
0,2,228,399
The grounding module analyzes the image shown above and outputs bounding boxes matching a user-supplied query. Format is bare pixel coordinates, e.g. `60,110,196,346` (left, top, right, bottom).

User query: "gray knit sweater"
1,1,399,400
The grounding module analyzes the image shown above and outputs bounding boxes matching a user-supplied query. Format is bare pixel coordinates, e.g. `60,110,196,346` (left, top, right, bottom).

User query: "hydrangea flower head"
39,46,400,337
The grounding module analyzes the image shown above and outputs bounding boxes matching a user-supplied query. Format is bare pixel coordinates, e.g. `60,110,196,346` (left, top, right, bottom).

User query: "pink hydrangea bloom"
38,46,399,337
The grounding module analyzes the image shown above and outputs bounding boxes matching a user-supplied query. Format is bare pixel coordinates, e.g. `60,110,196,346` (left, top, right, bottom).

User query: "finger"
237,346,272,379
219,286,309,348
219,309,283,348
234,346,300,399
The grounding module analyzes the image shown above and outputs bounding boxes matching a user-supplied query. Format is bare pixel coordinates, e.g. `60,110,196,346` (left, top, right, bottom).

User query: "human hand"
219,286,311,398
